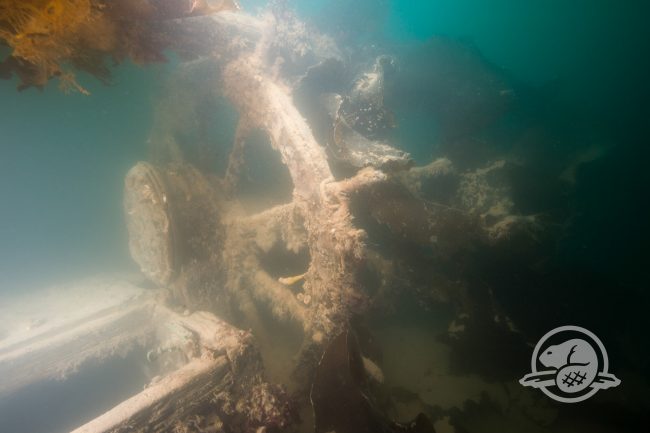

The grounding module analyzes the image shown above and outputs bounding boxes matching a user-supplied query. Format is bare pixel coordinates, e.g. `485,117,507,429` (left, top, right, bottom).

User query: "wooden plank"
0,279,156,398
70,356,230,433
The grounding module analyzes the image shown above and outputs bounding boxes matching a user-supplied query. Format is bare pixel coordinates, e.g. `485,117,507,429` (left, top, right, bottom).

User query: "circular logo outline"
520,325,621,403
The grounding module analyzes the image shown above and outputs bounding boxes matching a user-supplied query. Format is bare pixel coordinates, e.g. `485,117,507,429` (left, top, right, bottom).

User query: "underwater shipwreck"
1,1,648,433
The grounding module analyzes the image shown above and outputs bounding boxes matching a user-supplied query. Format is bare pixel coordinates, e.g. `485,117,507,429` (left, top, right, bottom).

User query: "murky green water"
1,1,648,432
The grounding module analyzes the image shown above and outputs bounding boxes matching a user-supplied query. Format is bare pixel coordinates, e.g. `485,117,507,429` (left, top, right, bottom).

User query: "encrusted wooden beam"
1,279,291,433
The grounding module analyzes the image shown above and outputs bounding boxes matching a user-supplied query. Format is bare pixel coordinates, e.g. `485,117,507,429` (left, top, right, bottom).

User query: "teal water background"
0,2,649,432
2,0,648,292
0,65,166,292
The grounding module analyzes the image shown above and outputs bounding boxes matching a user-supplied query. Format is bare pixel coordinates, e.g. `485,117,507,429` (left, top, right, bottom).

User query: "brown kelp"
0,0,238,93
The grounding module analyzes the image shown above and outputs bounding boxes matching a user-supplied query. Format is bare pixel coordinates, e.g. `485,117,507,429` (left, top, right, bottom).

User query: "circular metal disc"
124,162,175,286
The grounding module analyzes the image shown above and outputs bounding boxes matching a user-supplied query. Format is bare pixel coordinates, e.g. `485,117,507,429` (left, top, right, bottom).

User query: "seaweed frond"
0,0,236,94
